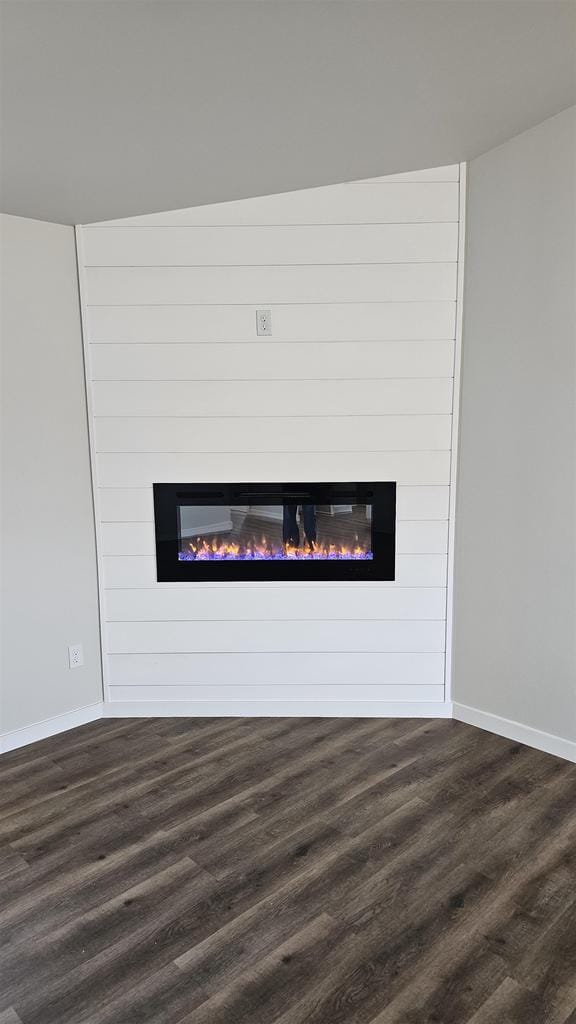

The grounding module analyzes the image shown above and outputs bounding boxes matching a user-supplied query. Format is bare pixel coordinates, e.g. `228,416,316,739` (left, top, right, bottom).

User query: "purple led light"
178,550,373,561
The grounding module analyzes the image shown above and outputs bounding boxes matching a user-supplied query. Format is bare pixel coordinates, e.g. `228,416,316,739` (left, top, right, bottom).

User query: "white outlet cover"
68,644,84,668
256,309,272,336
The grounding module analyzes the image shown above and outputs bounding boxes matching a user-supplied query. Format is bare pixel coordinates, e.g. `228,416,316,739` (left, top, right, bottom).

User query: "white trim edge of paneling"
76,225,111,704
453,702,576,764
102,699,453,719
0,702,104,754
444,162,466,703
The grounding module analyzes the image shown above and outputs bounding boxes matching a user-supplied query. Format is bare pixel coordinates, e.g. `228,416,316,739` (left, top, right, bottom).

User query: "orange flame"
183,536,372,561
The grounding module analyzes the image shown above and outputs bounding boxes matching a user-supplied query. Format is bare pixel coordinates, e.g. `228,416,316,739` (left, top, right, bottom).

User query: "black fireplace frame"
153,482,396,582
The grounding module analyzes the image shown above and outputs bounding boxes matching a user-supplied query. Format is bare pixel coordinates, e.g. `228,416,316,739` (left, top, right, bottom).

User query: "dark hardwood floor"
1,716,576,1023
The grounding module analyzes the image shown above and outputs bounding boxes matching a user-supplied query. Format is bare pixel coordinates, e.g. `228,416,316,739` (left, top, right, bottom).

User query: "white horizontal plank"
100,522,151,555
97,485,450,524
103,586,446,622
92,379,453,419
397,486,449,521
99,520,448,558
108,684,445,703
98,182,459,227
108,651,445,685
89,340,455,383
101,553,448,589
100,522,150,555
82,222,458,267
94,414,452,455
87,302,456,343
106,619,445,654
353,166,459,184
396,521,449,555
104,698,449,717
98,488,153,522
85,264,457,307
95,451,451,488
105,698,449,717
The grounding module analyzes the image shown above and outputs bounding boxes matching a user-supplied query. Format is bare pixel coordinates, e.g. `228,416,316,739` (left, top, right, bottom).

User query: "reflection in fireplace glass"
177,503,373,561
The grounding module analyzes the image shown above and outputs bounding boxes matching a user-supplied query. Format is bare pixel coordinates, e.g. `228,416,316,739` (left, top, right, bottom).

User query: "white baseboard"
453,702,576,764
3,698,573,765
103,700,453,719
0,702,104,754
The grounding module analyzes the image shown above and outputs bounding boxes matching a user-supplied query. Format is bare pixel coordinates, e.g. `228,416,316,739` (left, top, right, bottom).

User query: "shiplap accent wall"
77,163,464,717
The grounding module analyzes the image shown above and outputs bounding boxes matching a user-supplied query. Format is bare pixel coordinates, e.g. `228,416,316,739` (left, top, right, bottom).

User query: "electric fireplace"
154,482,396,581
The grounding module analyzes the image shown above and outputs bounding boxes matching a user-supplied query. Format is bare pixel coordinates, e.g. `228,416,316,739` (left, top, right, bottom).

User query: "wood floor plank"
178,914,340,1024
0,858,208,1007
0,1009,24,1024
0,716,574,1024
465,977,528,1024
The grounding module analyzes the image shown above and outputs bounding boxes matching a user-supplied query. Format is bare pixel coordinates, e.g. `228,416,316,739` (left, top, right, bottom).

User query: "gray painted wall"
1,214,102,736
453,107,576,742
1,1,574,224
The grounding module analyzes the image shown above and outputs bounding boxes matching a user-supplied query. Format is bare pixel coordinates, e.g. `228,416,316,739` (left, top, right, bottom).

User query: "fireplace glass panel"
177,503,374,562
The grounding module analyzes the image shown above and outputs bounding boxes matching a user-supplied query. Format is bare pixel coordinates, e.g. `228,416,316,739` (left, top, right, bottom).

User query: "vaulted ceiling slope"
1,1,575,225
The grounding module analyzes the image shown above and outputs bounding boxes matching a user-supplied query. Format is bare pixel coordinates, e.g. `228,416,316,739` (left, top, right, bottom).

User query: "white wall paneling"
95,452,451,488
97,485,450,524
83,223,459,267
101,553,449,591
110,685,445,705
77,167,463,715
90,341,455,382
108,653,445,686
94,415,453,455
104,587,447,622
87,302,455,343
107,620,446,655
92,379,453,418
105,699,452,719
445,163,467,704
84,264,457,305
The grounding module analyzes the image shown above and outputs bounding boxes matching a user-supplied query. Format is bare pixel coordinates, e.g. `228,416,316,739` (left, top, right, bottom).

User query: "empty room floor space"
1,716,576,1024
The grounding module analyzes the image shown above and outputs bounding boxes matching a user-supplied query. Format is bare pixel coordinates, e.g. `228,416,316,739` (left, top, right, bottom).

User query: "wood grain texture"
1,716,575,1023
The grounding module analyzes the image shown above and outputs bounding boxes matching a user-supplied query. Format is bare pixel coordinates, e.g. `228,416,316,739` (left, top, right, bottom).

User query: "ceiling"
1,1,575,225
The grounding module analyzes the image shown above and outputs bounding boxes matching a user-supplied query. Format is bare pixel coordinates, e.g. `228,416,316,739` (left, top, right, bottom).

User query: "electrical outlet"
256,309,272,336
68,644,84,669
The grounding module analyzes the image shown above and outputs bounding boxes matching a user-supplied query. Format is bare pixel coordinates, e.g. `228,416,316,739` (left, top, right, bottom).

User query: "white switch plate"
256,309,272,336
68,644,84,669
